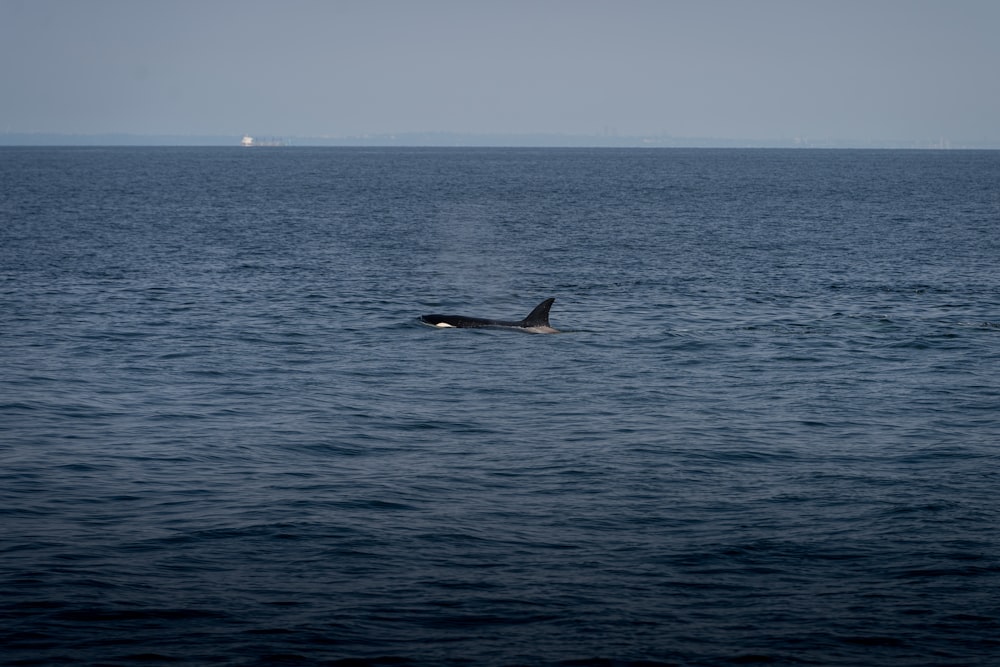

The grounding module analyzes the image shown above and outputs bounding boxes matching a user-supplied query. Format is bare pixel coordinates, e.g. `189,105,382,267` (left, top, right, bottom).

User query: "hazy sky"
2,0,998,142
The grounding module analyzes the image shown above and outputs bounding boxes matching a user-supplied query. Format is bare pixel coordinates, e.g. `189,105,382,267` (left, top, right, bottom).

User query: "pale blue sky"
2,0,998,143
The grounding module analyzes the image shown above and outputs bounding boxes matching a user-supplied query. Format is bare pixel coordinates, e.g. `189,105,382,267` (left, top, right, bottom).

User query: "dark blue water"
2,147,999,666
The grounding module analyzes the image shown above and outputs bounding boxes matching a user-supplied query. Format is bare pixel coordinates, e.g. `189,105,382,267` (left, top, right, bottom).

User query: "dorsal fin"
521,298,555,327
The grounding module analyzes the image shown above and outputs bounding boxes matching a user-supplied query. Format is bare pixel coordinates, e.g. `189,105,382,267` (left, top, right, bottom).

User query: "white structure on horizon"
241,134,254,147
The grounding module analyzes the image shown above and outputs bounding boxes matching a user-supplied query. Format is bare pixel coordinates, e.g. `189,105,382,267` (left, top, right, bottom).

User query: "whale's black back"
421,298,556,331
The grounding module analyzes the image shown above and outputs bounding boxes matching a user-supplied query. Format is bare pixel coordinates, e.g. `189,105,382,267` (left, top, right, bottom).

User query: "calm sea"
1,147,999,666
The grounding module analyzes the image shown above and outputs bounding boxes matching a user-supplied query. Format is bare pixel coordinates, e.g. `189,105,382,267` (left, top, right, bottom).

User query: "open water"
1,147,999,666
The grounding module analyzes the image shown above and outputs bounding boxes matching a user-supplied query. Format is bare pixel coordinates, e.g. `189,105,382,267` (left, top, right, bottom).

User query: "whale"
421,298,558,334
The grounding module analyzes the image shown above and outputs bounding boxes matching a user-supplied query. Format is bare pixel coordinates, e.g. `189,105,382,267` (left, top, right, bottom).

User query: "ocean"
1,146,998,666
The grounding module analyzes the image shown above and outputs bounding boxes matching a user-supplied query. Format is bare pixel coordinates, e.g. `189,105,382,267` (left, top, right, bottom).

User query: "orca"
421,298,558,334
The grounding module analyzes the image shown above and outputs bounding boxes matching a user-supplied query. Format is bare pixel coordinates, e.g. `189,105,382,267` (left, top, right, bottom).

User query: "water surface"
2,147,999,666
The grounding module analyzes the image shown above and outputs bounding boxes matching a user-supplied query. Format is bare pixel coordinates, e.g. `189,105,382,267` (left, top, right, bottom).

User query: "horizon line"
2,130,997,150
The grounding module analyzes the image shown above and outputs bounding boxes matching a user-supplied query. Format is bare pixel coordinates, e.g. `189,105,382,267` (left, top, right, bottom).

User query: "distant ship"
241,134,286,147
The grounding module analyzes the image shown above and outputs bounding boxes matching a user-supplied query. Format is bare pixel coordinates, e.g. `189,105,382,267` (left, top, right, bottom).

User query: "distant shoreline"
2,132,997,150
